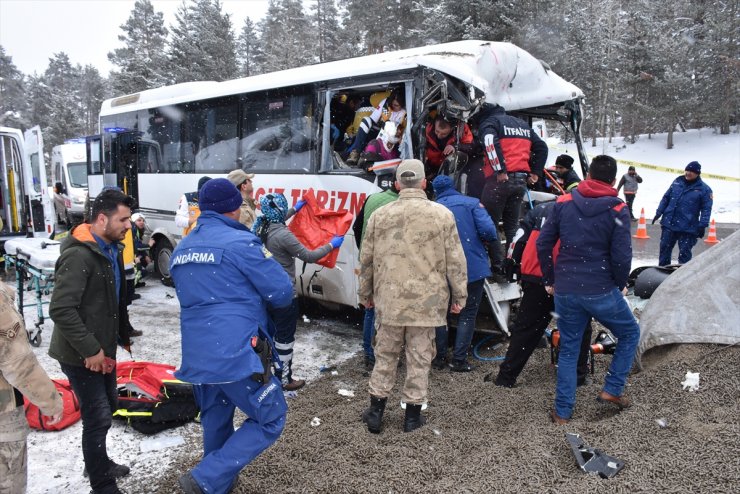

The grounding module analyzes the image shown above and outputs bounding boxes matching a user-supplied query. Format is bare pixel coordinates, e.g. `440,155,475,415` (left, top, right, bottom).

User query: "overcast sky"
0,0,270,76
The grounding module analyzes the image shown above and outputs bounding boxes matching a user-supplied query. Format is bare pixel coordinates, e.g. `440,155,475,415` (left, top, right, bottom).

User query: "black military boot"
362,396,387,434
403,404,427,433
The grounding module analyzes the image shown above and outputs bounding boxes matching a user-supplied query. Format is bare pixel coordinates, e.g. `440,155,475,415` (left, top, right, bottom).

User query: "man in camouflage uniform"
1,282,63,494
226,169,257,229
359,159,468,433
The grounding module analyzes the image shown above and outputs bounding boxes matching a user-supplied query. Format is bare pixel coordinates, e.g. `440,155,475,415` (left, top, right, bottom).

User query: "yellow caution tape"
552,147,740,182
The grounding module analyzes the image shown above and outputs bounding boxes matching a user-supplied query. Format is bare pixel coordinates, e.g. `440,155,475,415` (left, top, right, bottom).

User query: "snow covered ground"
16,127,740,493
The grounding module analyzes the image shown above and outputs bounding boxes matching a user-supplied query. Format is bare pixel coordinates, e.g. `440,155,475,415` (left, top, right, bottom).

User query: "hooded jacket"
655,175,713,235
49,224,131,366
433,176,497,283
424,121,474,170
536,179,632,294
170,211,293,384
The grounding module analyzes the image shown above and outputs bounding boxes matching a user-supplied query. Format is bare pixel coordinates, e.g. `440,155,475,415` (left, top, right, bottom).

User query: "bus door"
22,126,54,236
0,127,25,234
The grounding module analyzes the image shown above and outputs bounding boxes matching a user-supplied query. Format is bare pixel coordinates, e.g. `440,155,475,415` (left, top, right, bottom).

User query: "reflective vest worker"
175,176,212,236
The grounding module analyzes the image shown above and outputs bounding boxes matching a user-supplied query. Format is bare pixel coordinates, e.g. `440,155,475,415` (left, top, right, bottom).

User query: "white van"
51,140,88,225
0,126,54,241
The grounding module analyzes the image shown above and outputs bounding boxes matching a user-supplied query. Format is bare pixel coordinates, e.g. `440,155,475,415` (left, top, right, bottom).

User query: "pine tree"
80,65,107,135
41,53,86,153
259,0,314,73
311,0,341,63
108,0,170,94
0,46,29,128
169,0,238,82
237,17,263,76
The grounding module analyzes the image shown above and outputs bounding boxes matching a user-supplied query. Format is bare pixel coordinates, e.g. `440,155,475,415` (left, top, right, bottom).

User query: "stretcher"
3,237,60,346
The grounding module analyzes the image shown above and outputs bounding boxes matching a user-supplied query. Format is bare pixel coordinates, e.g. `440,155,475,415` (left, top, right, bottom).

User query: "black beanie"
555,155,574,169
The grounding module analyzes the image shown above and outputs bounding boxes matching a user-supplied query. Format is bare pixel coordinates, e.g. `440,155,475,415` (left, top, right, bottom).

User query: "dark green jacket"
49,223,131,366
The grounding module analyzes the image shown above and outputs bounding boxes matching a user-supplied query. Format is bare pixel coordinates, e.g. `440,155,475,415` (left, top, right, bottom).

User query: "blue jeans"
435,279,485,362
659,228,698,266
553,288,640,419
60,362,120,494
192,376,287,494
363,307,375,361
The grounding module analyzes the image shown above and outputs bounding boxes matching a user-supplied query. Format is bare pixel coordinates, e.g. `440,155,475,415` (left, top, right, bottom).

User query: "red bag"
24,379,81,431
288,189,353,268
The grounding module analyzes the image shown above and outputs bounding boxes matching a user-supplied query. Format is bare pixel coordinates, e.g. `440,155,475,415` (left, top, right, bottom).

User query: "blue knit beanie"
199,178,242,213
432,174,455,195
685,161,701,174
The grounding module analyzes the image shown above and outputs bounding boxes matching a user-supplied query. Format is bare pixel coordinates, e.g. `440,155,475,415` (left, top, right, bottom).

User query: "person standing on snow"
616,165,643,220
653,161,713,266
359,159,467,434
537,155,640,424
475,103,548,281
171,178,293,494
253,193,344,391
1,282,63,494
431,174,497,372
49,189,136,494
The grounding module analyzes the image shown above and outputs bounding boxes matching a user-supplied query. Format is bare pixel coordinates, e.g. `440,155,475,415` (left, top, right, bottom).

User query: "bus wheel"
154,239,174,283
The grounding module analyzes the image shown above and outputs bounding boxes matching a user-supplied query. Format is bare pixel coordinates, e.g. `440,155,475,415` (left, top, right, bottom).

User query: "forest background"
0,0,737,154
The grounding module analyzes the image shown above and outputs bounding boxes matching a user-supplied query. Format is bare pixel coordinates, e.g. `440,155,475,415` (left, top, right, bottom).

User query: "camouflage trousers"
368,324,436,404
0,407,29,494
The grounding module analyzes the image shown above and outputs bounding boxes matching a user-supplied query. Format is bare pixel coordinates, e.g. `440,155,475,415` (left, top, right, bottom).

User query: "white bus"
94,40,586,315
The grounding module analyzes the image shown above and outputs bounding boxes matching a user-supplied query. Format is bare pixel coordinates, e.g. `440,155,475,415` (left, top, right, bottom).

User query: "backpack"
24,379,81,431
113,361,199,434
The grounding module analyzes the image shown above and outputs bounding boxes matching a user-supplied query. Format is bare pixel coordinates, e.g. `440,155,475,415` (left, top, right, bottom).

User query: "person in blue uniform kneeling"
170,178,294,494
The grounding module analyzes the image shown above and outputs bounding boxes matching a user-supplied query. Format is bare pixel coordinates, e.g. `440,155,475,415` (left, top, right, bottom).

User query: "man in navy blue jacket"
171,178,294,494
431,175,497,372
653,161,713,266
537,155,640,424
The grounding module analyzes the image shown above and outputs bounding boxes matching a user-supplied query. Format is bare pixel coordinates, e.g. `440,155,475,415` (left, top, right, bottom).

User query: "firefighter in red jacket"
487,200,592,388
475,103,548,279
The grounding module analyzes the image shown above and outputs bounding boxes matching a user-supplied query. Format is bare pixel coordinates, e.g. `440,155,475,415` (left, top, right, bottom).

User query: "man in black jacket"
49,189,135,494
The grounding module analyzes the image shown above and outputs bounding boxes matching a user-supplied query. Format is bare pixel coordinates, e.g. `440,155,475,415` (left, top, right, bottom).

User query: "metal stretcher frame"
3,239,59,347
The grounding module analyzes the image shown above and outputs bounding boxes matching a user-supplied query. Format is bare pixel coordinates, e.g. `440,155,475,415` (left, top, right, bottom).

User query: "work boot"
128,329,143,337
346,149,360,167
84,461,130,479
550,409,569,425
362,395,387,434
279,359,306,391
596,390,632,409
431,355,447,370
178,472,204,494
403,404,426,433
449,359,475,372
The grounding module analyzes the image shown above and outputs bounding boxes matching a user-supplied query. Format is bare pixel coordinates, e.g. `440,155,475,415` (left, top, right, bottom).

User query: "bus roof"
101,40,583,116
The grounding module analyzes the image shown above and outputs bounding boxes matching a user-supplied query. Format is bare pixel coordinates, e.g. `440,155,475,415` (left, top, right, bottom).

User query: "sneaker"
283,379,306,391
178,472,204,494
431,355,447,370
448,360,475,372
346,149,360,167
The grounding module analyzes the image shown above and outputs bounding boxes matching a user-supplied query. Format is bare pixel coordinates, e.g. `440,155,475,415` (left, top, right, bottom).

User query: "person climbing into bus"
424,114,475,179
175,176,212,237
345,88,407,167
552,154,581,192
253,193,344,391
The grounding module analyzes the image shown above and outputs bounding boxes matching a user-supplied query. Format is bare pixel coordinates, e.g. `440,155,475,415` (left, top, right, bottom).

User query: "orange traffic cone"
633,208,650,239
704,218,719,244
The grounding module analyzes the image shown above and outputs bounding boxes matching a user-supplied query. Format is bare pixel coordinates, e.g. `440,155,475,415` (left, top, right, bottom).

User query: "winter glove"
294,199,307,213
329,235,345,249
697,227,705,239
651,215,660,225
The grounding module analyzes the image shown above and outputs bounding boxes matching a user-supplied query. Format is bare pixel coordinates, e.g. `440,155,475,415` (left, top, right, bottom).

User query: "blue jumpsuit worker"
475,103,548,278
653,161,713,266
171,178,293,494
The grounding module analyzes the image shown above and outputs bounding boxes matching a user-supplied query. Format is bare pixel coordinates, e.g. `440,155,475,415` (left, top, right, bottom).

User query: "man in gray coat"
616,166,643,220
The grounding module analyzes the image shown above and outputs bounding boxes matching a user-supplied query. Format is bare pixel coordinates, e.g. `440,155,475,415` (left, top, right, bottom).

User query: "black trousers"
496,281,592,387
60,362,120,494
480,176,527,269
625,193,636,219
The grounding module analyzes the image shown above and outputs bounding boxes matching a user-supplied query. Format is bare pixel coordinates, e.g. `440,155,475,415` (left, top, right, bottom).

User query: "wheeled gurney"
3,237,60,346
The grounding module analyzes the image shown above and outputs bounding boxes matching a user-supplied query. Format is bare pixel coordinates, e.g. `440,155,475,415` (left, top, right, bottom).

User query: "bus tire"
154,239,174,283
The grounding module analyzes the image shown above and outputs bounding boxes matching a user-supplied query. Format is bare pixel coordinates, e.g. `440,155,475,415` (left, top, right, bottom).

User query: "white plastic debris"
139,434,184,453
655,418,669,428
337,389,355,397
310,417,321,427
302,314,311,323
330,370,339,376
681,371,700,391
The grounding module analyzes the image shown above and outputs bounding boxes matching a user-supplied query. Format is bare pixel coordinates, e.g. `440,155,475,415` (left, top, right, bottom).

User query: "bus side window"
240,87,315,172
140,108,183,173
183,99,238,173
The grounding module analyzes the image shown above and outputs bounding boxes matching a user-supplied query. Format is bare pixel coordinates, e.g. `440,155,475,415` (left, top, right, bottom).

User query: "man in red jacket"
423,115,474,178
